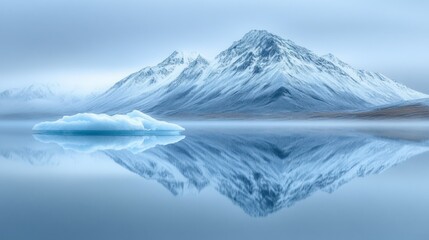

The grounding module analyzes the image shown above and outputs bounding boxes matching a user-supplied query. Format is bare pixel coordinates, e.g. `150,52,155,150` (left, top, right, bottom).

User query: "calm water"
1,121,429,240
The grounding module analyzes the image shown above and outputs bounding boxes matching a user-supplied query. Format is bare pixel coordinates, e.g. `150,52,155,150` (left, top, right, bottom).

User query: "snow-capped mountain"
0,84,57,101
88,30,427,116
0,83,86,117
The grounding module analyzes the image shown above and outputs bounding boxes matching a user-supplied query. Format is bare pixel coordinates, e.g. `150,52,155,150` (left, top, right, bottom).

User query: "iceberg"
32,110,184,135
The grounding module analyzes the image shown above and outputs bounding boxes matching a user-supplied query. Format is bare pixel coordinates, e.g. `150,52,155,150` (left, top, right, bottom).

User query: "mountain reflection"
104,128,429,217
26,128,429,217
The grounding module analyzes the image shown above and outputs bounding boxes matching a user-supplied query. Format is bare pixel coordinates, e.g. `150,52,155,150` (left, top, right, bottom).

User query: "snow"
87,30,427,116
32,110,184,133
104,51,199,96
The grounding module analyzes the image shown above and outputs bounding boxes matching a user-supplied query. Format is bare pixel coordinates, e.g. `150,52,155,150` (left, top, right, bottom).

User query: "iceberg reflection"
33,134,185,154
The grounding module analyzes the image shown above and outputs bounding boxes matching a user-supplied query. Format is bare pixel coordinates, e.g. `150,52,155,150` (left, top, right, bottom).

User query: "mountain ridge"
84,30,428,116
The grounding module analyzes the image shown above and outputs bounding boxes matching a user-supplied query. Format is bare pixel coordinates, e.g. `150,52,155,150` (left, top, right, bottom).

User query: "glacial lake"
1,120,429,240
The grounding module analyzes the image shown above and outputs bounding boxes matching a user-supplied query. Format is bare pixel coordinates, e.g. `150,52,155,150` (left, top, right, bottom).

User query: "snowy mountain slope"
104,129,429,217
87,30,427,116
89,51,202,112
321,53,423,103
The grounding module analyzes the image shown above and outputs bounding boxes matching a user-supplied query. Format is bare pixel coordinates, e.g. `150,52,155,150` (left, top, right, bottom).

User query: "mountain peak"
236,30,284,50
242,29,278,41
193,55,209,64
159,51,199,66
322,53,350,68
243,29,271,37
215,30,293,71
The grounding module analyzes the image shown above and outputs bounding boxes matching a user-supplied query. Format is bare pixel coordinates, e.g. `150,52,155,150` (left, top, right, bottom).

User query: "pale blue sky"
0,0,428,93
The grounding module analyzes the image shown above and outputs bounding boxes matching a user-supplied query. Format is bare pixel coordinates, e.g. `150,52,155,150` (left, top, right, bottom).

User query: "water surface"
1,121,429,240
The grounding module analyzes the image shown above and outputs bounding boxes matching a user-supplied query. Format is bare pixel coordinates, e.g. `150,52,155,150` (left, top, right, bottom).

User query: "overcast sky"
0,0,428,93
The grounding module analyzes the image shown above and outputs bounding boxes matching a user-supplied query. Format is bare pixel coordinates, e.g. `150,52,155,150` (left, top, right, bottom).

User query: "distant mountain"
0,84,57,101
0,84,79,118
87,30,427,117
